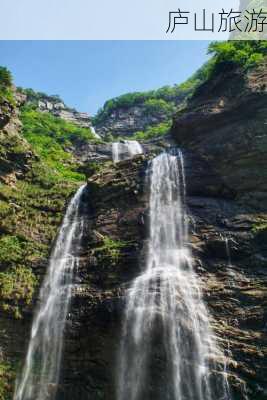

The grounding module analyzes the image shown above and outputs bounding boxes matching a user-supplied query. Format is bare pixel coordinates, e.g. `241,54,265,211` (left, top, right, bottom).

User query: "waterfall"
117,150,230,400
225,237,236,288
14,184,87,400
91,126,101,139
112,140,143,163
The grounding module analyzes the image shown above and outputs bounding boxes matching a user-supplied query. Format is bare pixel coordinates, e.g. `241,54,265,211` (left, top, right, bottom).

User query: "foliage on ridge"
20,105,98,182
208,41,267,72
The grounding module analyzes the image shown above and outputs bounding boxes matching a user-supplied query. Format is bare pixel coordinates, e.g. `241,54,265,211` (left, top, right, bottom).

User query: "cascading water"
91,126,101,139
117,150,230,400
14,184,87,400
112,140,143,163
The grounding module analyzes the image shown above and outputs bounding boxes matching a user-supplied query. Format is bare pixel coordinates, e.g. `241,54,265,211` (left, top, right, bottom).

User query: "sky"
0,41,211,115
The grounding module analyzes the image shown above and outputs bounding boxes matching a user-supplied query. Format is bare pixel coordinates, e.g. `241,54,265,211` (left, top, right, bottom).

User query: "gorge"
0,41,267,400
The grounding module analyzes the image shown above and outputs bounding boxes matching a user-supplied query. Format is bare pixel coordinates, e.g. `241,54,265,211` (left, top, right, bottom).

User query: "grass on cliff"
0,175,78,318
94,235,130,264
0,131,80,319
0,361,14,400
132,121,171,141
20,105,97,182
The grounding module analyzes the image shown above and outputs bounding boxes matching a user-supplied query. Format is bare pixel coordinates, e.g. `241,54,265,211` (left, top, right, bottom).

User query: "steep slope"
169,56,267,398
58,148,267,400
171,58,267,209
0,74,81,400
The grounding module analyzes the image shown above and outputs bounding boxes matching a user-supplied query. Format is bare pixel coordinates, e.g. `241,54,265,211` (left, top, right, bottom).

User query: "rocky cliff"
170,59,267,398
56,59,267,399
57,145,267,399
20,89,93,130
92,83,197,138
171,60,267,210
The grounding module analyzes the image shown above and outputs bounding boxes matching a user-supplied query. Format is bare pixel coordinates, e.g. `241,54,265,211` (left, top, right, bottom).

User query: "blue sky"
0,41,211,115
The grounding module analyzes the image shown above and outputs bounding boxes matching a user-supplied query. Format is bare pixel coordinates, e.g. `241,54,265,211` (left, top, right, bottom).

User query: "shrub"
208,41,267,72
0,66,15,106
0,361,14,400
0,266,37,318
20,107,97,182
143,99,175,116
133,121,171,140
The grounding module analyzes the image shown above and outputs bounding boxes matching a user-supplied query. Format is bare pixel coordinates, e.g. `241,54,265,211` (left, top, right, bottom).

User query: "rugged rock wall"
22,90,93,129
58,60,267,399
170,60,267,398
94,103,172,137
59,156,149,400
58,147,267,400
171,60,267,210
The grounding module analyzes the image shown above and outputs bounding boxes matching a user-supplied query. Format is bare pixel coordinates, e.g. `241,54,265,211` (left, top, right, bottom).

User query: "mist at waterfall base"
112,140,143,163
13,185,87,400
117,150,231,400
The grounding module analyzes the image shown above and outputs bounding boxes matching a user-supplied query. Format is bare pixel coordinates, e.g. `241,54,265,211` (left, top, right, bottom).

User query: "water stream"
14,184,87,400
117,150,230,400
112,140,143,163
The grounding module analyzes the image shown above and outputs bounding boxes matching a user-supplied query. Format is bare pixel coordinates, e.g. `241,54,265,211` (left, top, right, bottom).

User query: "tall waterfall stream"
117,150,231,400
14,184,87,400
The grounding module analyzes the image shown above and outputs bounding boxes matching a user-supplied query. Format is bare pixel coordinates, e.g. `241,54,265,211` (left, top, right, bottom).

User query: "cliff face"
22,90,93,130
169,60,267,398
49,156,148,400
58,61,267,399
171,61,267,210
94,103,172,137
92,84,194,138
57,147,267,399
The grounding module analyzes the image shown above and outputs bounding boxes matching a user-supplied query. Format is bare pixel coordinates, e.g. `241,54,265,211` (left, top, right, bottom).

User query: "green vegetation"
20,106,97,182
0,66,15,106
0,235,24,265
93,80,198,126
208,41,267,72
0,177,78,317
0,266,37,319
95,235,130,264
0,361,14,400
0,235,38,318
133,121,171,141
17,87,64,106
143,99,175,116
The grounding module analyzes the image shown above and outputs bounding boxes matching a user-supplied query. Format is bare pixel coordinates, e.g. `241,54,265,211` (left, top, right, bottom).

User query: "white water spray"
117,150,230,400
112,140,143,163
14,184,87,400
